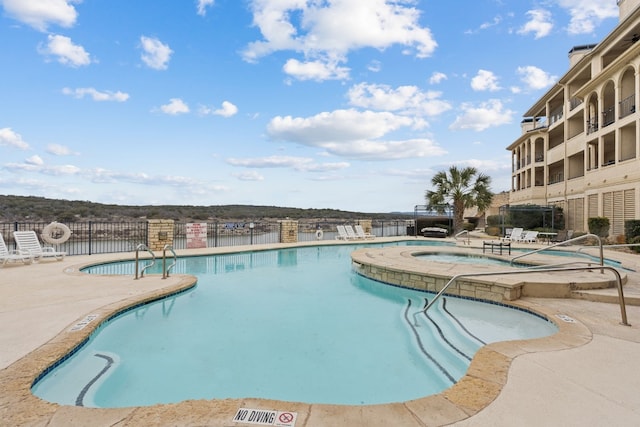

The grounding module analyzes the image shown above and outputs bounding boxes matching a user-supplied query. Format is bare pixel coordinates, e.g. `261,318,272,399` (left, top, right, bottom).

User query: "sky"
0,0,623,213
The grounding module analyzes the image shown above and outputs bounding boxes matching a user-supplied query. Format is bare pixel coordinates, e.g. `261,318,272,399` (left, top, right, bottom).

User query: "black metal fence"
1,219,411,256
1,221,149,256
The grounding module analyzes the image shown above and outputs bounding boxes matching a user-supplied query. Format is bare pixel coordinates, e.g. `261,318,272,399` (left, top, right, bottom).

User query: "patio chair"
1,234,33,266
336,225,353,240
344,225,361,240
354,225,375,239
518,230,539,243
13,230,66,262
501,227,523,242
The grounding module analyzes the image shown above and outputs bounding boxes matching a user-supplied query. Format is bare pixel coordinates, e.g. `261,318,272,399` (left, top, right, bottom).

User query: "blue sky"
0,1,621,213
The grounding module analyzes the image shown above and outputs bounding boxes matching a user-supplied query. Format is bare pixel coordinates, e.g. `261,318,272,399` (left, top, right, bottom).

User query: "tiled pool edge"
0,248,593,427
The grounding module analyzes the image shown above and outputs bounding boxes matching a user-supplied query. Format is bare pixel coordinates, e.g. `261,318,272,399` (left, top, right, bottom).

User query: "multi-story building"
507,0,640,237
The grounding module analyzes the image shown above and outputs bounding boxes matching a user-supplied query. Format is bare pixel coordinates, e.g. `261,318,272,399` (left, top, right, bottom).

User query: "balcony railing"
619,94,636,119
602,106,615,127
549,106,564,126
587,118,599,135
570,97,583,111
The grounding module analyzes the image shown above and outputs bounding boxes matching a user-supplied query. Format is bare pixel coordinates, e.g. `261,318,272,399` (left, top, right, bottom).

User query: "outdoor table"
483,241,511,255
538,232,558,244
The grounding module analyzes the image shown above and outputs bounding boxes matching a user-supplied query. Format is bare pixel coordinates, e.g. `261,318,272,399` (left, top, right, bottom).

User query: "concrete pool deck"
1,237,639,426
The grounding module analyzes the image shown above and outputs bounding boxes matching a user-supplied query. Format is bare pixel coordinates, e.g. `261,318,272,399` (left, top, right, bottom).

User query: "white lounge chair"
344,225,361,240
519,230,539,243
1,234,33,266
336,225,352,240
501,227,523,242
13,230,66,262
355,225,375,239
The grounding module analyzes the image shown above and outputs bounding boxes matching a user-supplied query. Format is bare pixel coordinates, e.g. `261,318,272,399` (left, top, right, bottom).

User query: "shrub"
624,220,640,243
486,215,502,226
630,236,640,253
462,222,475,231
485,226,500,236
588,217,610,238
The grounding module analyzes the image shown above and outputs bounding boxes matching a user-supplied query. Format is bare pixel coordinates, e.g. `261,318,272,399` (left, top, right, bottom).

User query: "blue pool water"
32,242,557,408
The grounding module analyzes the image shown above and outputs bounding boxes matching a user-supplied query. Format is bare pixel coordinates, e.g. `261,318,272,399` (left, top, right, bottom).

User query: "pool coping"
0,239,595,426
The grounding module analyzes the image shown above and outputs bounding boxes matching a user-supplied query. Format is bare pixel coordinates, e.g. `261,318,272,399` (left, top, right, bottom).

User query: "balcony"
619,94,635,119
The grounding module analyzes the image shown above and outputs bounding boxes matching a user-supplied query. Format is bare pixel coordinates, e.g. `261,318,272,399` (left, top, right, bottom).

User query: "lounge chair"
1,234,33,266
518,230,539,243
336,225,353,240
13,230,66,261
355,225,375,239
344,225,360,240
501,227,523,242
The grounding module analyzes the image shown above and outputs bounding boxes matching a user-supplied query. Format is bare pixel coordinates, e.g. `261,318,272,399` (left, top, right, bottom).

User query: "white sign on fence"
186,222,207,249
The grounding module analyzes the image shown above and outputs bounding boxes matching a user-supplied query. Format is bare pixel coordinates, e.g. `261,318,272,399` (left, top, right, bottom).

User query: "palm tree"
425,166,493,234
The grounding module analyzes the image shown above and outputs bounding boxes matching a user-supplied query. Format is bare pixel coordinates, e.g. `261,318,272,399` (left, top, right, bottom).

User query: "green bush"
588,217,610,238
485,226,500,236
630,236,640,253
486,215,502,226
462,222,475,231
624,220,640,243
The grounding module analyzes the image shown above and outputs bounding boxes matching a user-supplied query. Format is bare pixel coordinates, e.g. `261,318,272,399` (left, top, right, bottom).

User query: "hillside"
0,195,411,222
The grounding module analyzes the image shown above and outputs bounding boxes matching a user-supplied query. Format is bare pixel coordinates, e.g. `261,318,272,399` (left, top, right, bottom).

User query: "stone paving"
1,237,639,426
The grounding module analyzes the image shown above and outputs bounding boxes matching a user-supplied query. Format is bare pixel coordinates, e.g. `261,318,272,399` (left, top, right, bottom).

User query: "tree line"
0,195,411,222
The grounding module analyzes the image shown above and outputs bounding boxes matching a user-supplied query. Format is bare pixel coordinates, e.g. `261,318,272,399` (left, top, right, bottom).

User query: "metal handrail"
162,244,177,279
134,243,155,279
577,243,640,255
413,265,630,326
510,233,604,270
454,230,471,245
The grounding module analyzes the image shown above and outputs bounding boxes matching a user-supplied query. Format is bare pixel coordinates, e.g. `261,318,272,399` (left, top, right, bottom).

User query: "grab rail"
454,230,471,245
162,244,177,279
134,244,156,279
510,233,604,271
413,265,629,326
577,243,640,255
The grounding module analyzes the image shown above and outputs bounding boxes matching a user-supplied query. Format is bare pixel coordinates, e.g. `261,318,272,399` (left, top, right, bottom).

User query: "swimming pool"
32,242,558,408
413,252,528,266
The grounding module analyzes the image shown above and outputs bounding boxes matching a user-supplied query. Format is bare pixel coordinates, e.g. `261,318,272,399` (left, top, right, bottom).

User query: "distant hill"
0,195,412,222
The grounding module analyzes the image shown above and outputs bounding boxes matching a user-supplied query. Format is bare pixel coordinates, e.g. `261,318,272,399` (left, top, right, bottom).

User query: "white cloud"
196,0,215,16
2,0,79,31
429,72,447,85
227,155,350,172
232,171,264,181
0,127,30,150
557,0,618,35
347,83,451,117
242,0,437,81
25,155,43,166
449,99,514,132
518,9,553,39
470,69,501,92
140,36,173,70
200,101,239,117
62,87,129,102
267,109,445,160
159,98,190,115
46,143,78,156
4,157,81,175
283,58,350,81
517,65,557,90
39,34,91,67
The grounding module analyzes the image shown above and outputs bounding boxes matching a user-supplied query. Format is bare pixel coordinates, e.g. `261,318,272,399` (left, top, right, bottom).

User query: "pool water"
414,252,520,266
32,242,557,408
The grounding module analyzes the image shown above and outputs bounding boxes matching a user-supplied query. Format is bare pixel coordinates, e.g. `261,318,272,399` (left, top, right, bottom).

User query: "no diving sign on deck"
233,408,297,426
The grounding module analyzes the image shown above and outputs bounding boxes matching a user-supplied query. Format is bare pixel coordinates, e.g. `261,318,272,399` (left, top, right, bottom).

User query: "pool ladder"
415,233,630,327
134,244,177,279
134,244,155,279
